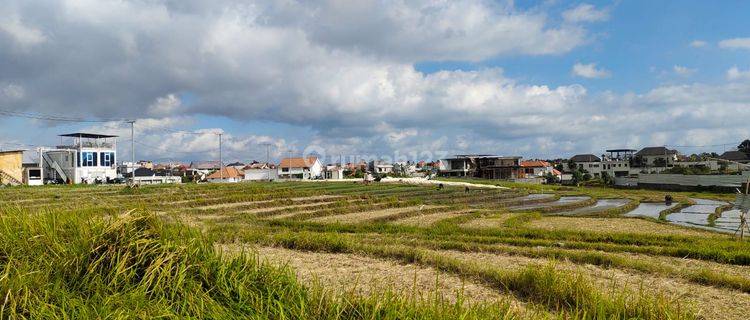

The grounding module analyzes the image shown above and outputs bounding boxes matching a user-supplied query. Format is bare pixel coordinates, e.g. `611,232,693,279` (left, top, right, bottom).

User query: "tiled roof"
636,147,678,156
720,151,750,161
207,166,244,179
279,157,318,169
570,154,601,162
190,160,222,170
521,160,551,167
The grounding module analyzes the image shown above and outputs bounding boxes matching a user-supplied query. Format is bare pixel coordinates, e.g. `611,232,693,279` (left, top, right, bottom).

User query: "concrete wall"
245,169,278,181
0,151,23,183
615,171,750,190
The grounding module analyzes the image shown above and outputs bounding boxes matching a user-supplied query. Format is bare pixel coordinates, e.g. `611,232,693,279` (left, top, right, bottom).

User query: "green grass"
0,208,522,319
2,180,749,319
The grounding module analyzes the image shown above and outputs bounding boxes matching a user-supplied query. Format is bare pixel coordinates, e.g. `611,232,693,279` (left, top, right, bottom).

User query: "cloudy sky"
1,0,749,163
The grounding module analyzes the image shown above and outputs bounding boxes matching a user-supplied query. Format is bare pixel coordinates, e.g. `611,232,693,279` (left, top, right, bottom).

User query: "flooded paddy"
556,199,630,216
508,196,590,211
624,202,678,219
666,199,736,233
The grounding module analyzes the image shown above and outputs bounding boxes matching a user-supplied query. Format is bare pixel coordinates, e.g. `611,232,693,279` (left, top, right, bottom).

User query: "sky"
1,0,750,164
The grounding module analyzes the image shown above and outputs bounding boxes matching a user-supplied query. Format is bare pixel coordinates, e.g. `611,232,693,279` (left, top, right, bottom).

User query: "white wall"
245,169,278,181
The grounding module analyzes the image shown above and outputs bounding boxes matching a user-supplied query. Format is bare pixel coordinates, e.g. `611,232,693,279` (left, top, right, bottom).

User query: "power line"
0,108,133,123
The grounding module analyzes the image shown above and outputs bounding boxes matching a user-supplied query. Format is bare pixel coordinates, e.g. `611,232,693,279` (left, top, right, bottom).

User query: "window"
80,152,97,167
100,152,115,167
282,168,289,172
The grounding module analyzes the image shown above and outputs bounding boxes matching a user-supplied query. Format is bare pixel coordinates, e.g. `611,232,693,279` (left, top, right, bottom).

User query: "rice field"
1,180,749,319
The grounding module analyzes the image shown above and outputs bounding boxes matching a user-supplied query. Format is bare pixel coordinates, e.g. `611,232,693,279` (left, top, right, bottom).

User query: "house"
243,163,277,181
720,151,750,164
207,166,244,183
129,167,181,185
439,155,523,179
41,133,119,184
278,157,323,180
324,165,345,180
520,160,556,178
0,150,24,185
635,147,679,167
568,154,602,176
190,160,222,171
369,160,394,175
520,160,553,177
345,161,368,172
227,161,246,170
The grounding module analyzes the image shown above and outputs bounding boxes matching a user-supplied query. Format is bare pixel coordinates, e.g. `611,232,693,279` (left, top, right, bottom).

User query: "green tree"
739,139,750,154
571,170,584,186
601,171,613,185
567,160,577,171
544,172,559,184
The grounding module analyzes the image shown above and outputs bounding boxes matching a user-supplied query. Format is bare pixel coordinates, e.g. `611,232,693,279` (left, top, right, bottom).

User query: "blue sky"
1,0,749,164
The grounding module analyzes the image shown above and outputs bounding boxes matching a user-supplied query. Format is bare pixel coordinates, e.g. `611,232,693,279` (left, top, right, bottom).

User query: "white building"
635,147,679,168
244,163,278,181
324,165,345,180
207,167,244,183
520,160,556,178
568,154,603,177
369,160,394,175
278,157,323,180
41,133,119,184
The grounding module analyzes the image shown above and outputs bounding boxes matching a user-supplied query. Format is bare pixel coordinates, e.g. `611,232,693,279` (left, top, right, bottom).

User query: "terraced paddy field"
1,180,749,319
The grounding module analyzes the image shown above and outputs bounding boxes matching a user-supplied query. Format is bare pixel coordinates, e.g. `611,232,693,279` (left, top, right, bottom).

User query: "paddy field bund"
0,180,748,319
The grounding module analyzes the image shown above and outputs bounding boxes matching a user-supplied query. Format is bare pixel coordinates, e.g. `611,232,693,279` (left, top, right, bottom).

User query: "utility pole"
287,149,293,180
219,133,223,180
128,120,135,184
262,143,272,181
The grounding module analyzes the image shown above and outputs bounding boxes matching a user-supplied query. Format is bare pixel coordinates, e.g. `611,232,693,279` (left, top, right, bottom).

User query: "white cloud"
2,0,750,160
1,84,25,100
572,62,610,79
719,37,750,49
148,94,182,116
562,4,609,23
689,40,707,48
727,66,750,81
673,65,696,76
0,13,46,48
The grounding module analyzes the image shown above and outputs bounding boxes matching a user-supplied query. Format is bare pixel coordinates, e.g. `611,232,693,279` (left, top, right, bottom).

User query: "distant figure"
465,186,470,193
665,195,673,206
437,183,444,190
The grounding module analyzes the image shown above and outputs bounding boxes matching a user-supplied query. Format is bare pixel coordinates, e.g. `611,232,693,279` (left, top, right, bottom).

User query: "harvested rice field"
1,180,748,319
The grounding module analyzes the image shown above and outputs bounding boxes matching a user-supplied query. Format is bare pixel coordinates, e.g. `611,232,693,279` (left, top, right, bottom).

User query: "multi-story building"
439,155,523,179
41,133,118,184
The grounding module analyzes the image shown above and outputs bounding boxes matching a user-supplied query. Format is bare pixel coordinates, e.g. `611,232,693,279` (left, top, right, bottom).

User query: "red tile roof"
520,160,551,168
207,166,244,179
279,157,318,169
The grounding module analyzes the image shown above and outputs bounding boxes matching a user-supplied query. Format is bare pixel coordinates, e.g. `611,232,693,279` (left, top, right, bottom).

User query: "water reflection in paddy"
508,196,590,211
666,198,735,233
623,202,677,219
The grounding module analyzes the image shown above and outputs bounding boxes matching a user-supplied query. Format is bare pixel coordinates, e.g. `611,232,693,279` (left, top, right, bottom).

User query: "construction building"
439,155,523,179
40,133,119,184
